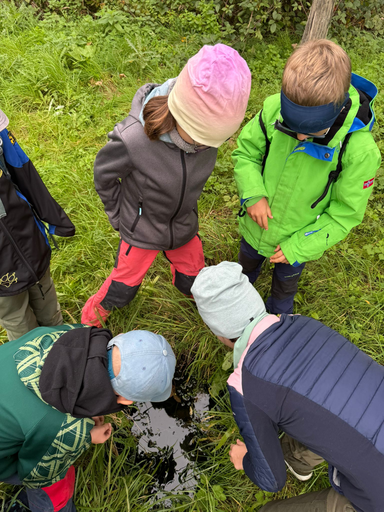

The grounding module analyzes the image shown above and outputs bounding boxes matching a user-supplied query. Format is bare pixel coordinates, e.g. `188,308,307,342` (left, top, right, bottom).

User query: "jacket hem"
120,230,198,252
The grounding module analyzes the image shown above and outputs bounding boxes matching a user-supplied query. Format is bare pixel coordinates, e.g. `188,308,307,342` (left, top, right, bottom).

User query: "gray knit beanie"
191,261,267,339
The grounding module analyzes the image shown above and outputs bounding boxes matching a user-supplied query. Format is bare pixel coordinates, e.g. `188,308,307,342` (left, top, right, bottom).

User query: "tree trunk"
300,0,336,44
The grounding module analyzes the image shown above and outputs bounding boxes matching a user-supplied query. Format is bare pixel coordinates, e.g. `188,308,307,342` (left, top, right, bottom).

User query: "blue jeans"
239,238,306,314
3,475,76,512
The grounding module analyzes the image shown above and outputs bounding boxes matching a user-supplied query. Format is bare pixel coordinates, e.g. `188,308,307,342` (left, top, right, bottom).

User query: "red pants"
82,236,204,327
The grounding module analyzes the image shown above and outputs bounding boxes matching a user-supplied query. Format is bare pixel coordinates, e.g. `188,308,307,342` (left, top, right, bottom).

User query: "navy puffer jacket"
228,314,384,512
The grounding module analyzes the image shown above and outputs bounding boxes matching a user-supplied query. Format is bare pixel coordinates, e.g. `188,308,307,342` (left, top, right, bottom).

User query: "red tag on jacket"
363,178,375,189
42,466,75,511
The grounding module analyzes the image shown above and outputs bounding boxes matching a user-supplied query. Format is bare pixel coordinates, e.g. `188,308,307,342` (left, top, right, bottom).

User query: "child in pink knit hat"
82,44,251,327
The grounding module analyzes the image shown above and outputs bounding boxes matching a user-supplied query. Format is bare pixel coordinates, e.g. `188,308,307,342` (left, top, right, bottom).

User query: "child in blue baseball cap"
0,325,175,512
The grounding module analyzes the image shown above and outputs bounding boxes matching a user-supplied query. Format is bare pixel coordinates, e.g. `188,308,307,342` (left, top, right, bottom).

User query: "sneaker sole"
285,460,313,481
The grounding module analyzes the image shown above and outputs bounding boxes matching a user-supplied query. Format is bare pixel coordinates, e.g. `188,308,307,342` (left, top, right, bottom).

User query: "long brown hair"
143,95,176,140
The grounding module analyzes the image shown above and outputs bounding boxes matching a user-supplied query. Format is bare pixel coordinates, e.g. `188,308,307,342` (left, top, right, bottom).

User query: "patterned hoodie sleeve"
20,415,94,489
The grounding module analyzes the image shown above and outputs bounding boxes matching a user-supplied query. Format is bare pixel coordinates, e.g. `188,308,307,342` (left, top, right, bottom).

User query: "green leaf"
213,427,234,452
210,368,228,398
222,351,233,371
270,23,276,33
212,485,226,501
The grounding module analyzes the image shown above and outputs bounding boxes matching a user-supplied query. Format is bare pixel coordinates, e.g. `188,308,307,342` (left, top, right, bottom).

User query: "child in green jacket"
233,39,381,314
0,325,175,512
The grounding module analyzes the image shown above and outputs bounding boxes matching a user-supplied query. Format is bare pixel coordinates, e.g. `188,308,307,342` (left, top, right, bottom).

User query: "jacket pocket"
130,200,143,233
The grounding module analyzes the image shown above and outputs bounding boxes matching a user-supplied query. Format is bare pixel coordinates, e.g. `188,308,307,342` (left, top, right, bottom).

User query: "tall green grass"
0,2,383,510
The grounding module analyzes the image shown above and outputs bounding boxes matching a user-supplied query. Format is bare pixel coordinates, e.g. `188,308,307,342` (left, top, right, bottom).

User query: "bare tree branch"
301,0,336,43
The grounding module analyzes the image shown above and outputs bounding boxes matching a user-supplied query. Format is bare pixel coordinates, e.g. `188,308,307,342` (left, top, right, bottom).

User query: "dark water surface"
127,375,212,493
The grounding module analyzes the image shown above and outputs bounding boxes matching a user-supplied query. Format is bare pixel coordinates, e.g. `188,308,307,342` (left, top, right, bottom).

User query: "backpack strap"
259,109,270,176
311,132,353,209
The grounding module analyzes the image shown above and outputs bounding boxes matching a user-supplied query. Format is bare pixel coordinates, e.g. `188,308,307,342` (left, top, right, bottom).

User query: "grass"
0,1,383,510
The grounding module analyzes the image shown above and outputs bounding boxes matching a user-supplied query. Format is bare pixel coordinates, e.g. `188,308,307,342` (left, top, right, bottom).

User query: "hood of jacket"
14,326,124,418
138,79,199,152
138,78,175,130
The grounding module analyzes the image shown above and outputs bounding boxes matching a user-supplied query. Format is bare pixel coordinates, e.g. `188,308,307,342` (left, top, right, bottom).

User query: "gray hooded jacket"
94,83,218,251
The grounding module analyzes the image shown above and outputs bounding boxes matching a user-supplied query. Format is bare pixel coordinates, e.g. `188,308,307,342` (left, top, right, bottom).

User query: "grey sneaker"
285,460,313,481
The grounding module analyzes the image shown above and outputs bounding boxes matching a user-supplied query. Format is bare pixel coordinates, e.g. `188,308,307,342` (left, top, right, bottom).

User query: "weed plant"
0,2,383,510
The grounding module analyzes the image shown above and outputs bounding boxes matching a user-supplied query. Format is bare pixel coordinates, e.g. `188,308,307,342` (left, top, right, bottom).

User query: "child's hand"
92,416,105,426
229,439,248,470
246,198,273,230
90,423,112,444
270,245,289,264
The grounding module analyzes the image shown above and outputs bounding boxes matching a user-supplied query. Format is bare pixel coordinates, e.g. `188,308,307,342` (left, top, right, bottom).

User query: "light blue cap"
107,330,176,403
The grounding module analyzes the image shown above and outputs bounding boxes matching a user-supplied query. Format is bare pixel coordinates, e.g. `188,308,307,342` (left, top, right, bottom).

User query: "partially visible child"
82,44,251,327
233,39,381,314
0,325,175,512
192,261,384,512
0,110,75,340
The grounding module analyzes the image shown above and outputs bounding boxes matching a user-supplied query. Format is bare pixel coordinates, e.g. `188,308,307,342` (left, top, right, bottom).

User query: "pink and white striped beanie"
168,44,251,148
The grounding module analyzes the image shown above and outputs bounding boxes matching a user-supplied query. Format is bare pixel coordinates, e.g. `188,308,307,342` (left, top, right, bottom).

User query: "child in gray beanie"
191,261,268,366
191,261,384,511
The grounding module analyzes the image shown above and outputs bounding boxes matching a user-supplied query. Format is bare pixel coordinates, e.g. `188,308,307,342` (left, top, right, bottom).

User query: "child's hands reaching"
229,439,248,470
92,416,105,426
270,245,289,264
90,418,112,444
246,197,273,230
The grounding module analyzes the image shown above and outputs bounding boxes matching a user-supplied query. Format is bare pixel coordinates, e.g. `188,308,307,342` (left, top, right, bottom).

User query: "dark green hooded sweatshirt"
0,325,96,488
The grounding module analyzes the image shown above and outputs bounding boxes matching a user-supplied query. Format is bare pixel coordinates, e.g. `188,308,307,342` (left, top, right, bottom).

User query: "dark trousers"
3,473,76,512
259,436,356,511
238,238,305,314
0,267,62,341
260,489,355,512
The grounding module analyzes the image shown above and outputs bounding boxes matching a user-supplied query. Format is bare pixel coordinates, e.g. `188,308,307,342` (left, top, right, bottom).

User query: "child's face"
176,122,209,150
296,127,330,141
217,335,235,348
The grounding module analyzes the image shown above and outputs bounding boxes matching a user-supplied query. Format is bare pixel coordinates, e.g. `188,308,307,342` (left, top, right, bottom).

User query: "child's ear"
116,396,134,405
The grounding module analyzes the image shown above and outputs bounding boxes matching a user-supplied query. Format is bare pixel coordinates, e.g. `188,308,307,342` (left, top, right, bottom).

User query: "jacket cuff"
279,240,300,267
243,196,265,208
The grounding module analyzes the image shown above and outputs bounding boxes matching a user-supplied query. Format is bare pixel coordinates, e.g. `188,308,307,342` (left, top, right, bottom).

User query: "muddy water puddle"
126,374,212,494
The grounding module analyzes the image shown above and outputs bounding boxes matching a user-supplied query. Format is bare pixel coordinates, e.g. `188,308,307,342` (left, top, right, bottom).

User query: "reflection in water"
127,375,211,494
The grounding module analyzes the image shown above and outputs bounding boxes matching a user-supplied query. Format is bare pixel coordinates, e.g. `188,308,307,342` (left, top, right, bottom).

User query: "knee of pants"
174,270,197,296
238,248,264,274
271,277,299,300
266,295,295,315
259,488,331,512
100,281,141,310
271,265,304,301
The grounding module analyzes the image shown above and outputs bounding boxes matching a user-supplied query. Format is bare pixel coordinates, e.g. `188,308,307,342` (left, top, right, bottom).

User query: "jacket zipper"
311,170,339,209
0,217,44,297
169,150,187,249
130,200,142,233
